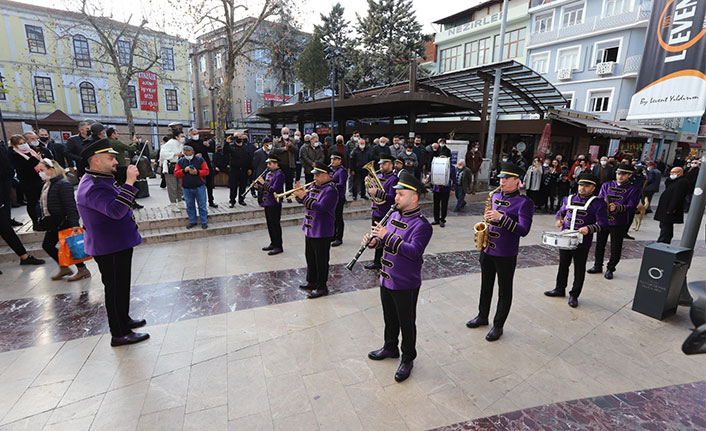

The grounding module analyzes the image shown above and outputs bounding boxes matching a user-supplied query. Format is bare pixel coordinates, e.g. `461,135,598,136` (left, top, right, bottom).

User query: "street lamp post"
324,46,340,136
0,73,7,143
208,85,219,132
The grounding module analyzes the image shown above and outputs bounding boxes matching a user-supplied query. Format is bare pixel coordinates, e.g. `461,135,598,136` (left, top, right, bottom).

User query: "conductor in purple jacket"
294,161,339,299
364,171,432,383
76,139,149,347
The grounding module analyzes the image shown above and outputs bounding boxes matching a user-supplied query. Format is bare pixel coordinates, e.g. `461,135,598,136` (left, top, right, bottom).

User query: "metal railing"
623,55,642,74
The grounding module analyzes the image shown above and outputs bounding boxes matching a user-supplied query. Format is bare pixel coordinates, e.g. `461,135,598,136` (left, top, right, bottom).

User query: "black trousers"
0,182,26,256
229,168,249,203
433,191,450,223
352,172,367,198
657,222,674,244
372,216,383,265
381,286,420,363
334,198,345,242
94,247,134,337
283,167,295,192
205,172,215,204
42,229,86,268
555,247,590,298
478,252,517,328
594,224,628,271
264,205,282,248
24,186,41,225
305,236,332,290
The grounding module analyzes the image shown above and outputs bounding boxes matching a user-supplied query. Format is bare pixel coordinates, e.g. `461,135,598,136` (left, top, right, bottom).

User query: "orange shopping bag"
58,227,93,267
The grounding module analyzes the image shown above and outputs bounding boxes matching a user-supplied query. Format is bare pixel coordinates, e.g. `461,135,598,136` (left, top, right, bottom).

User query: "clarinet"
345,204,397,272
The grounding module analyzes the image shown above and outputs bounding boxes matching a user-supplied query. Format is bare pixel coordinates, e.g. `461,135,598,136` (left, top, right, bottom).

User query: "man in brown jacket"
465,142,483,194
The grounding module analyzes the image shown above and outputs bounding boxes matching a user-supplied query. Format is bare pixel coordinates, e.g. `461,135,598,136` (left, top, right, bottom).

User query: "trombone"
274,181,314,202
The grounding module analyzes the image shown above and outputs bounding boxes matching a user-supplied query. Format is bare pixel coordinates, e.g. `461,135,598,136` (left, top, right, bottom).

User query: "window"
214,52,222,70
561,3,584,27
464,37,490,68
494,28,526,60
73,35,91,68
562,92,574,109
530,52,550,74
79,82,97,113
165,88,178,111
202,108,210,123
439,45,462,73
255,49,269,65
284,82,296,96
117,40,131,66
256,76,264,93
25,25,45,54
594,40,620,64
588,89,611,112
603,0,630,17
198,55,206,72
534,12,553,33
127,85,137,109
557,46,581,70
161,47,175,71
34,76,54,103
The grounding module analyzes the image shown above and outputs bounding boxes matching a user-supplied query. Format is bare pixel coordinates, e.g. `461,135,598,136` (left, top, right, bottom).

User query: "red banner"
245,99,252,114
138,71,158,112
537,123,551,159
264,93,290,102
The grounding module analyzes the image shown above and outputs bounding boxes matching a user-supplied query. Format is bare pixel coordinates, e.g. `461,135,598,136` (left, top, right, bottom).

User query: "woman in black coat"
8,134,44,230
37,159,91,281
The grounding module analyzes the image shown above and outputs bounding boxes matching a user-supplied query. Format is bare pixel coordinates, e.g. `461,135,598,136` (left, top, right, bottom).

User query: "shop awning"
547,108,629,138
610,121,660,138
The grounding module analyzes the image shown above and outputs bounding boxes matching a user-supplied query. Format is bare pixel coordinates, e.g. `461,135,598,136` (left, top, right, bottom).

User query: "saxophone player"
466,162,534,341
364,156,399,270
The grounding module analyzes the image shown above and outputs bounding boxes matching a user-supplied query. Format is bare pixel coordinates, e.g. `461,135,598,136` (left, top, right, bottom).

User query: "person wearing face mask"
158,130,185,208
187,128,218,208
400,145,418,175
412,137,426,180
642,162,661,214
65,120,93,173
684,159,700,211
587,163,640,280
37,158,91,282
465,143,483,194
224,131,253,207
654,167,690,243
334,135,346,165
23,131,53,159
8,134,44,230
251,137,272,206
371,136,392,167
349,137,371,200
524,158,543,209
300,133,325,184
390,136,404,159
174,146,209,229
38,129,66,167
591,156,614,186
453,160,472,212
428,155,456,227
330,151,348,247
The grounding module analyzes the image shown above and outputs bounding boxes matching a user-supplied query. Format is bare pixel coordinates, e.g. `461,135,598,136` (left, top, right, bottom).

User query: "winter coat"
654,176,691,224
41,176,80,230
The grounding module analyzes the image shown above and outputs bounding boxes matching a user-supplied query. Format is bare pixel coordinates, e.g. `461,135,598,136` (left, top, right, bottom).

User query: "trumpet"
274,181,314,202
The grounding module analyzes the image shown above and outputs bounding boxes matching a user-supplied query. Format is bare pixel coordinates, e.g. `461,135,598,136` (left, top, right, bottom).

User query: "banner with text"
138,71,158,112
627,0,706,120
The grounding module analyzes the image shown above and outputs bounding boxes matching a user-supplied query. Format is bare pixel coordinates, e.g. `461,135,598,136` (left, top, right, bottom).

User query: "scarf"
40,180,51,217
13,146,40,161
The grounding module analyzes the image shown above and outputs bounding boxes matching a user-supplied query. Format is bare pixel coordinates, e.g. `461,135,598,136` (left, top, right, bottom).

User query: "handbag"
168,162,175,175
58,227,92,266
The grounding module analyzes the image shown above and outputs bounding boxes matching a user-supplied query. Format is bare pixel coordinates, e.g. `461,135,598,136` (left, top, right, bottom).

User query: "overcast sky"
23,0,479,38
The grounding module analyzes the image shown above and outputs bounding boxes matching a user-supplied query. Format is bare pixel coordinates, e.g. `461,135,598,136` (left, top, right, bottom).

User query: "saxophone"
473,186,502,251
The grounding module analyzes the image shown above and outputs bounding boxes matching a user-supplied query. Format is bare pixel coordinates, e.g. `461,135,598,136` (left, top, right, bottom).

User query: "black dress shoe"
568,296,578,308
209,202,219,208
20,255,45,265
32,224,46,232
331,240,343,247
465,316,489,328
268,248,283,256
229,202,235,208
431,221,439,225
299,283,315,290
132,203,144,210
286,199,293,203
239,201,247,206
186,223,197,229
623,234,635,240
111,332,150,347
587,266,603,274
394,361,413,382
363,263,382,270
262,244,274,251
202,224,208,230
544,289,566,297
440,221,446,228
307,288,328,299
128,318,147,329
485,326,503,342
361,196,368,200
604,270,614,280
10,219,22,227
368,348,400,361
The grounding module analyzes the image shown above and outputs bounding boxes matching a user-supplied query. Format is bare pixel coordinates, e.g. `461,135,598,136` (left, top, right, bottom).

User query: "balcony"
596,61,615,76
528,2,652,46
623,55,642,74
557,68,573,80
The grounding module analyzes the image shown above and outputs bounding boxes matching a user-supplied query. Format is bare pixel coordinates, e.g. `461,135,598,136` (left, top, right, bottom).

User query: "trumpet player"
255,154,285,256
466,162,534,342
545,173,608,307
294,161,338,299
363,171,432,383
330,151,348,247
365,156,399,270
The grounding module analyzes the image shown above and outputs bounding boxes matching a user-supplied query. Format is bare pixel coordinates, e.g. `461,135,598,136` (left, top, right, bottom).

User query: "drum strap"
566,195,597,232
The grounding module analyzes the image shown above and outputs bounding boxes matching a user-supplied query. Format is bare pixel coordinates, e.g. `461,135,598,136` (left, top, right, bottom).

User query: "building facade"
0,0,192,145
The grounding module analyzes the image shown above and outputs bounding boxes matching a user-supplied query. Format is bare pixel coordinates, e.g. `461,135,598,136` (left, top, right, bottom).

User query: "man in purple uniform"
76,139,148,347
294,161,339,299
256,154,285,255
330,151,348,247
545,173,609,307
364,171,433,382
466,162,534,342
364,155,399,270
587,163,641,279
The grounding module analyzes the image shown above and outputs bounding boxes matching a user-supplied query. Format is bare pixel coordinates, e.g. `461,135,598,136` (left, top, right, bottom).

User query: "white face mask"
440,143,446,147
38,171,50,181
192,134,199,141
315,142,321,147
265,145,271,151
670,174,677,180
543,163,549,167
601,160,607,166
179,137,185,144
294,136,300,141
353,137,359,142
17,143,30,151
405,151,412,155
358,144,365,149
379,142,386,147
185,155,193,161
282,134,289,140
29,140,40,147
502,158,508,162
692,163,698,167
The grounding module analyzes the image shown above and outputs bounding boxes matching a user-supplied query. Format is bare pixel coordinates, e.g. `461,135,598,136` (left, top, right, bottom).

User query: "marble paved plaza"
0,203,704,430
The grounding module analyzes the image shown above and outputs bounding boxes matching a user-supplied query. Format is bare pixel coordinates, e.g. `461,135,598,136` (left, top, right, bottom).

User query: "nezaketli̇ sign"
627,0,706,120
138,71,158,112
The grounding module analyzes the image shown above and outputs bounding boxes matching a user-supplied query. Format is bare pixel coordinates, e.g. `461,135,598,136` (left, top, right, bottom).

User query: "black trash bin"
134,178,150,199
633,243,691,320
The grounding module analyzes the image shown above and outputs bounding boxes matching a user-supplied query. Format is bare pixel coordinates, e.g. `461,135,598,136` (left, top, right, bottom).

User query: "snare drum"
430,157,450,186
541,231,582,250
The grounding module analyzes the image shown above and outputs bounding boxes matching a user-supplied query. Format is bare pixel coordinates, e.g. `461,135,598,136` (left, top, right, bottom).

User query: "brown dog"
633,196,649,231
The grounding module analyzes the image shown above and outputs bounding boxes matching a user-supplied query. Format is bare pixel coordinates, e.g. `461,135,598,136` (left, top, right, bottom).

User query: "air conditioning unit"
596,61,615,76
557,68,573,80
